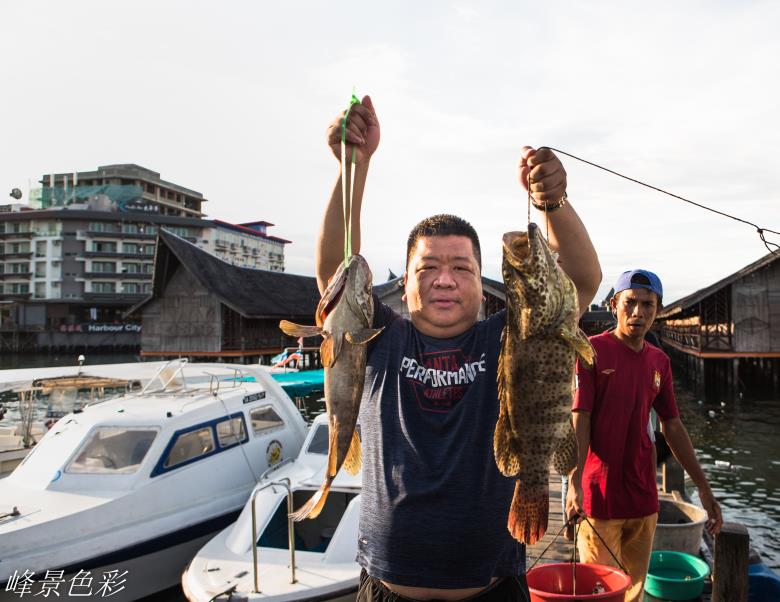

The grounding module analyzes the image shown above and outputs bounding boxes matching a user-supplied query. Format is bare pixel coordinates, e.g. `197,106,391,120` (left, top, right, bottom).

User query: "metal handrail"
251,478,297,593
259,457,294,482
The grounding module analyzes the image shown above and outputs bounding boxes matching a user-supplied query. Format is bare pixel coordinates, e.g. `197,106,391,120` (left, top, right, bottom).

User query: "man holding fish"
311,95,601,601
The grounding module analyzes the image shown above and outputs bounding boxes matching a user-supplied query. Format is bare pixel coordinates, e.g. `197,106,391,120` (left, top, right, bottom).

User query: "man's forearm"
545,203,601,316
315,161,369,293
570,410,592,486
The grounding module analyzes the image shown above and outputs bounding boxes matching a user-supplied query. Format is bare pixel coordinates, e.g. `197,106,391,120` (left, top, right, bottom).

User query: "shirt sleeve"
573,357,596,412
653,355,680,421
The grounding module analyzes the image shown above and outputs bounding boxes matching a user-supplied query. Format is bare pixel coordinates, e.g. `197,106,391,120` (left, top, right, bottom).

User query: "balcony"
0,272,33,280
0,231,34,239
0,292,32,300
84,271,152,280
0,252,33,259
83,251,154,259
83,292,147,302
85,229,157,240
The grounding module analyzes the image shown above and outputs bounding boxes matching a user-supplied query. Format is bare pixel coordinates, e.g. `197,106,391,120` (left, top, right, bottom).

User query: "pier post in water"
662,457,685,495
712,522,749,602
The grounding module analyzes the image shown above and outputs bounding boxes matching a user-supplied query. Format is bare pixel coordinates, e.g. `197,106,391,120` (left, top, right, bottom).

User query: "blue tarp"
271,369,324,398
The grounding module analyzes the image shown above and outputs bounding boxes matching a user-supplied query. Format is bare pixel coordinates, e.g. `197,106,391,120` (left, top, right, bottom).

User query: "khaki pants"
576,514,658,602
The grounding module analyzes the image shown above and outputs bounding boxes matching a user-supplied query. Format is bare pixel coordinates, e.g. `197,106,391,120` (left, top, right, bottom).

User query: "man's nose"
434,268,456,287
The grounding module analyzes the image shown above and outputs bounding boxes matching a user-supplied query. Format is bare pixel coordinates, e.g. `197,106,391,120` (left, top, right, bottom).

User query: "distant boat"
0,360,309,601
183,412,362,602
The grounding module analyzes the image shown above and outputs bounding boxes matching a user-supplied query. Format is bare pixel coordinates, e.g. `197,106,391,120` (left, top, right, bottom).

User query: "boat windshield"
306,424,329,455
66,427,158,474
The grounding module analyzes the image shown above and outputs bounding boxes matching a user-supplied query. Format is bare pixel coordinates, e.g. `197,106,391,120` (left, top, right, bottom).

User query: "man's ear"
609,296,618,315
402,272,408,302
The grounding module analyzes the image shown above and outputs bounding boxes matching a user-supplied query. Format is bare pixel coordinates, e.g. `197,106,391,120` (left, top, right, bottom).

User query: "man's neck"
610,329,644,353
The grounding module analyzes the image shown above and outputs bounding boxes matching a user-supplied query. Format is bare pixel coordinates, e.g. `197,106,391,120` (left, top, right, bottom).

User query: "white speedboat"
0,373,140,477
0,360,308,601
183,412,362,602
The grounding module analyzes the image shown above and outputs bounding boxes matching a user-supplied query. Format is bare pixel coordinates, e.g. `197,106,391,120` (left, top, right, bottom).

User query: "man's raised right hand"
327,95,380,165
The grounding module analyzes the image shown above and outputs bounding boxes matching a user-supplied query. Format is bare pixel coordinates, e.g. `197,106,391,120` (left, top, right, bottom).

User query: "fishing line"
540,147,780,255
340,89,361,266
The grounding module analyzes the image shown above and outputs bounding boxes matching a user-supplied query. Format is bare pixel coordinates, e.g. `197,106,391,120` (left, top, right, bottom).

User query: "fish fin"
342,430,362,475
560,328,595,366
289,480,332,521
494,394,522,477
507,480,549,545
320,334,342,368
280,320,321,338
345,327,384,346
551,422,578,476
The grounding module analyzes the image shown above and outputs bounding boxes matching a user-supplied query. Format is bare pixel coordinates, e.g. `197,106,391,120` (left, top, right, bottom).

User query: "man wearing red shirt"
567,269,722,602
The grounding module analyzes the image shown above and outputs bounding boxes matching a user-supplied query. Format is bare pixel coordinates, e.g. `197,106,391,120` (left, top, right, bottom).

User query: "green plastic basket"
646,550,710,600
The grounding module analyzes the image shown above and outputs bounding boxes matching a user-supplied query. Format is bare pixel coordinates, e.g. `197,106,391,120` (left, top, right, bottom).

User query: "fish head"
345,254,374,317
316,254,374,327
502,224,572,329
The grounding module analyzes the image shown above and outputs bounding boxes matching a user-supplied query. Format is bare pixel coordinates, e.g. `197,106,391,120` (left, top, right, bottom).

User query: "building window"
34,283,46,298
91,241,117,253
35,262,46,277
92,261,116,273
122,282,141,294
9,283,29,294
35,241,47,257
143,283,151,293
122,242,139,254
92,282,115,293
123,263,141,274
121,223,139,234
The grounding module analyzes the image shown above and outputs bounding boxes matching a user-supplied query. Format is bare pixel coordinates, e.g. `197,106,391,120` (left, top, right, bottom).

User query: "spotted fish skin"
494,224,594,545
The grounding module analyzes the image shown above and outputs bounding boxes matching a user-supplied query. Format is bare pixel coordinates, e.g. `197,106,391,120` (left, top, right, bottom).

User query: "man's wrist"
532,191,568,213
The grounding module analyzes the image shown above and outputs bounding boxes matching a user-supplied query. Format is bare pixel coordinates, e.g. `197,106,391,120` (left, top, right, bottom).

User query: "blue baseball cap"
614,269,663,302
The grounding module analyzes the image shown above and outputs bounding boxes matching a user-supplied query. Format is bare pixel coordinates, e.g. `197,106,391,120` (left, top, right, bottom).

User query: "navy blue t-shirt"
356,299,525,588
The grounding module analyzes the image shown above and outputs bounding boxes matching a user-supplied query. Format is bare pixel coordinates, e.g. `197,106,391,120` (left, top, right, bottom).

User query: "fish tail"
289,480,332,521
507,480,549,545
342,429,362,476
494,398,521,476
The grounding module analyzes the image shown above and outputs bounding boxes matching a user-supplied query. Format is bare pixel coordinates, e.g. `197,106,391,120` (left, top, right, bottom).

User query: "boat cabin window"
250,406,284,435
307,423,359,455
163,427,215,469
66,427,158,474
216,416,247,447
306,424,329,455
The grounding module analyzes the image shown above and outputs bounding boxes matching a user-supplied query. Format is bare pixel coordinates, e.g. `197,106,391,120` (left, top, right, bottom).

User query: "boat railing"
140,358,190,394
251,477,297,592
259,456,294,482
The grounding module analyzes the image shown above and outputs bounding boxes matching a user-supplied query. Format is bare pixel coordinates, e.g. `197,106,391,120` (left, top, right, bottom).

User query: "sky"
1,1,778,305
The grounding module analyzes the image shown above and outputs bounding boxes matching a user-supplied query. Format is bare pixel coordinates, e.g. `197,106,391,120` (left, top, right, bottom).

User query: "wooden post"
712,522,749,602
662,457,685,494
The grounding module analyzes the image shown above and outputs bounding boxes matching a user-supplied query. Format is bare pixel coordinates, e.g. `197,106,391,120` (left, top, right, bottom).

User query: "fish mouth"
502,231,531,262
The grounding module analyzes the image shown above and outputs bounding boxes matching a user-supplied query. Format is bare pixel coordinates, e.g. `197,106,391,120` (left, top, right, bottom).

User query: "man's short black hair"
406,214,482,270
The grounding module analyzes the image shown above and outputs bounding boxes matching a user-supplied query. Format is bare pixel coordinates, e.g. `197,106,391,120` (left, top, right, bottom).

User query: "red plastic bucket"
526,562,631,601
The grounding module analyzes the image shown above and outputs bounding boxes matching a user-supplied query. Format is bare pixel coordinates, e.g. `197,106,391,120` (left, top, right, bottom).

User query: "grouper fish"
493,224,594,544
280,255,382,521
